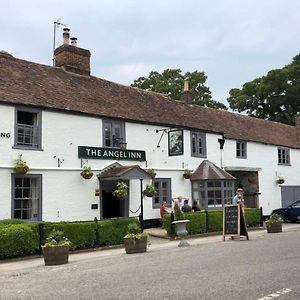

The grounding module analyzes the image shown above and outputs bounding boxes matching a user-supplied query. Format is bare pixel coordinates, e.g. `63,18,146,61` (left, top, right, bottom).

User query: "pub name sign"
78,146,146,161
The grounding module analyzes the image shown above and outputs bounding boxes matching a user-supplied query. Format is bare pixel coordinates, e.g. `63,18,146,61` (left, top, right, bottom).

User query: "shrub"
0,224,39,259
0,219,25,227
99,217,140,246
43,230,72,248
163,208,261,236
245,208,260,227
174,203,184,220
43,222,96,250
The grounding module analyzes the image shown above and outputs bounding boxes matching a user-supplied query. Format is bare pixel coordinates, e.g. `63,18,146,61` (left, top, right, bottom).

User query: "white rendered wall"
1,103,300,220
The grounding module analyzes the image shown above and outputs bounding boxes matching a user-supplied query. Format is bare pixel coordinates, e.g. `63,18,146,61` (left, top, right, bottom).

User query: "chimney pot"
62,28,70,45
70,37,78,47
183,80,189,92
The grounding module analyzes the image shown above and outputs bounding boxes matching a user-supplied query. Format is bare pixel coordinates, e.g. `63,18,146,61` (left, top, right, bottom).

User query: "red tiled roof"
0,52,298,148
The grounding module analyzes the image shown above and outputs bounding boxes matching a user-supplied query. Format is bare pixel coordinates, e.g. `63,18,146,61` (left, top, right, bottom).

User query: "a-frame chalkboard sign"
223,204,249,241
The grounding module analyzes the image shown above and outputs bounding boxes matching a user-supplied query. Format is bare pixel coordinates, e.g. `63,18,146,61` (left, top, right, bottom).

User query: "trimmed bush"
245,208,260,227
163,208,261,236
0,224,39,259
99,217,140,246
43,222,97,250
0,219,25,227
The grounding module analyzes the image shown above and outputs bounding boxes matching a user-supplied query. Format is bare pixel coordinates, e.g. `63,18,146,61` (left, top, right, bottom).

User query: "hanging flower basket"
143,184,157,197
145,168,156,178
80,166,93,180
14,156,29,174
183,169,193,179
276,176,285,185
112,182,128,199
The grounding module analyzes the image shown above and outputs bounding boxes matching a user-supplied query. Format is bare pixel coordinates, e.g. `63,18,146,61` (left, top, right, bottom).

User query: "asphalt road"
1,228,300,300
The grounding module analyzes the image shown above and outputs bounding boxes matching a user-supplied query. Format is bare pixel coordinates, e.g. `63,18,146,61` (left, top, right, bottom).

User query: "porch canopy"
97,163,152,181
190,160,236,181
97,163,151,232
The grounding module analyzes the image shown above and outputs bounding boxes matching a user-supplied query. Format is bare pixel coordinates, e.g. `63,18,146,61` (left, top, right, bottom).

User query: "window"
191,131,206,157
152,178,171,208
14,107,42,149
278,147,290,165
192,180,234,210
12,175,42,221
103,119,126,148
236,141,247,159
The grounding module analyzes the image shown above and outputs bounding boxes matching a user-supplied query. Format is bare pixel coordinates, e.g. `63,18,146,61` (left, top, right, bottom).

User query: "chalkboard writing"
224,205,239,234
223,204,249,241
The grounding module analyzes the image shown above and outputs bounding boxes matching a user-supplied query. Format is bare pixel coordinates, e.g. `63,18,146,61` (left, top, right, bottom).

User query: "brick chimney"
295,114,300,141
54,28,91,76
180,80,193,105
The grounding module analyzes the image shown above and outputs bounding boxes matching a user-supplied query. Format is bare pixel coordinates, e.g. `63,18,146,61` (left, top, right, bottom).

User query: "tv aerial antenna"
52,18,67,66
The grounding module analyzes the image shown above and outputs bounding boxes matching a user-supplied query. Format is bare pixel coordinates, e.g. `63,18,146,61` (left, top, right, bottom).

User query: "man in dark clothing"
181,199,192,212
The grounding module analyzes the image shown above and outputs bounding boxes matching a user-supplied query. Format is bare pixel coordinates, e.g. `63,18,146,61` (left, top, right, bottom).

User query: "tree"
131,69,227,110
228,54,300,125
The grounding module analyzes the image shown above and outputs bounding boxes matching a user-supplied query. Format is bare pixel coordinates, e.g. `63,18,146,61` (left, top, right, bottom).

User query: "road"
1,226,300,300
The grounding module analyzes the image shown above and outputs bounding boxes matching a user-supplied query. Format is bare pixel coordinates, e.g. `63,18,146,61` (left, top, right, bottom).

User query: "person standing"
232,188,245,210
160,201,169,219
172,195,189,210
192,200,201,212
181,199,192,212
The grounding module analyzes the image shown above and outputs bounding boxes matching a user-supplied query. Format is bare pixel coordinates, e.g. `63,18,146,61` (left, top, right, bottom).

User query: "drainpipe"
139,179,144,232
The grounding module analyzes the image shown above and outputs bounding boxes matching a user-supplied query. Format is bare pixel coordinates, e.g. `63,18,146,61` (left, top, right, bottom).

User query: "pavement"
0,223,299,272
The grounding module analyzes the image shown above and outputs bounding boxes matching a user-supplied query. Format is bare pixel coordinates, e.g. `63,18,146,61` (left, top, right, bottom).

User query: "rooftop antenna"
52,18,67,66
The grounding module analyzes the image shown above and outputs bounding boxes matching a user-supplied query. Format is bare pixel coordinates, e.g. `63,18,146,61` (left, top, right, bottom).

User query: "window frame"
236,140,247,159
102,119,126,149
11,174,42,221
152,178,172,209
191,131,207,158
278,147,291,165
192,180,234,210
13,106,42,150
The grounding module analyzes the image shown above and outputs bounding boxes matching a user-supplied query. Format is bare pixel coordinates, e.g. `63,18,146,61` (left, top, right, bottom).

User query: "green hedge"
43,222,97,250
0,224,39,259
0,219,25,227
0,217,139,259
163,208,261,236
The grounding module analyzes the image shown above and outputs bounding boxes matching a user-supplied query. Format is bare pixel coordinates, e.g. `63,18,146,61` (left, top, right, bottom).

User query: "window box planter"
43,246,69,266
123,236,148,254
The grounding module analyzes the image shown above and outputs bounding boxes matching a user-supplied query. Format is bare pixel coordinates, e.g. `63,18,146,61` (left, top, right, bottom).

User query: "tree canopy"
131,69,227,110
228,54,300,125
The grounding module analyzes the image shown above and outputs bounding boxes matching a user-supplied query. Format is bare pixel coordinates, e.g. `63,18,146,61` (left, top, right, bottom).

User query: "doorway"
227,171,260,208
100,180,129,219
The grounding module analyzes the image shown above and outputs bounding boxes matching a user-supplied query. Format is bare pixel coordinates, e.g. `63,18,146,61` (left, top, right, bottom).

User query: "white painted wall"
1,103,299,220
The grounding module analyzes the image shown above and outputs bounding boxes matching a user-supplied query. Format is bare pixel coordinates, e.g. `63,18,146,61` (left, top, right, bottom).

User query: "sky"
1,0,300,106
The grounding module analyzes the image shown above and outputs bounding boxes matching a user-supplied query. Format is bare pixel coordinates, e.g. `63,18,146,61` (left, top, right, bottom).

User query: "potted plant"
123,223,148,254
276,176,285,184
143,184,157,197
42,230,72,266
145,168,156,178
81,165,93,179
183,169,193,179
112,181,128,199
266,214,283,233
172,202,190,247
14,155,29,174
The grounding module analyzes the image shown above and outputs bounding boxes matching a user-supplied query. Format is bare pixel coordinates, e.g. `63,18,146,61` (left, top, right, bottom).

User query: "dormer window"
103,119,126,149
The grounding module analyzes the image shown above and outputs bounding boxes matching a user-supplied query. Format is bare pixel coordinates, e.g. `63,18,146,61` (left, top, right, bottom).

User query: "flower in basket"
14,155,29,174
145,168,156,178
43,230,72,248
123,223,147,240
143,184,157,197
112,181,128,199
81,165,93,179
183,169,193,179
265,214,283,229
276,176,285,184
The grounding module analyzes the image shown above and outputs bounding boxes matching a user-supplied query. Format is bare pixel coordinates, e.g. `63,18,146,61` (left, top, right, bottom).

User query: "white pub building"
1,29,300,224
